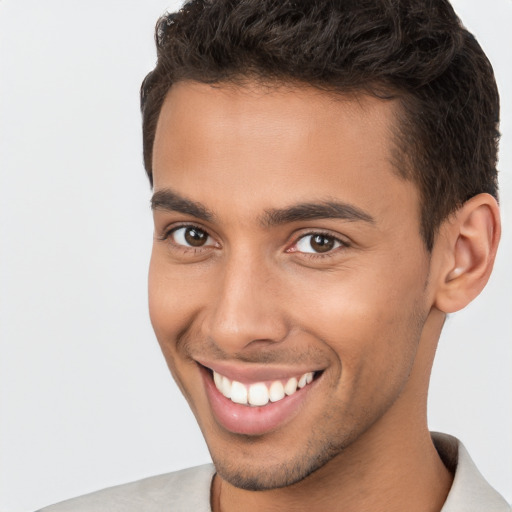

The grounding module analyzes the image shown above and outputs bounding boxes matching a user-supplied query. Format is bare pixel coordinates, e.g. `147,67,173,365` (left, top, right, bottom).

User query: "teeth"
212,370,316,407
230,381,248,405
213,371,223,389
221,376,231,398
269,381,285,402
284,377,298,396
248,383,269,406
297,372,315,389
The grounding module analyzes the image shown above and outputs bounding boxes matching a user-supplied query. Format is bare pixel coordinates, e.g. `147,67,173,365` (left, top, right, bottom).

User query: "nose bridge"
205,247,287,352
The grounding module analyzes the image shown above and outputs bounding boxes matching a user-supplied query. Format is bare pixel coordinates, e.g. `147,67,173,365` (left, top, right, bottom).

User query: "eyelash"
288,231,349,259
159,224,349,258
160,224,218,253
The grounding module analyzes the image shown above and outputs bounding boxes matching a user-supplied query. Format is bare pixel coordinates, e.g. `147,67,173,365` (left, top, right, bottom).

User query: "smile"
199,363,323,435
213,370,315,407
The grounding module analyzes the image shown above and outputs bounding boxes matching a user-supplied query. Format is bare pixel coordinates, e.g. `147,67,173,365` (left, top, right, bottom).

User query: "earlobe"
434,193,501,314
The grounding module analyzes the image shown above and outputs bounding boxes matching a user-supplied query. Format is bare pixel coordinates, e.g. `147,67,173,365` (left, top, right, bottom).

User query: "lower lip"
200,365,318,436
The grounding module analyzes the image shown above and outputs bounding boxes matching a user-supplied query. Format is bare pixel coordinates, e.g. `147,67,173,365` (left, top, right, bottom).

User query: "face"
149,81,437,490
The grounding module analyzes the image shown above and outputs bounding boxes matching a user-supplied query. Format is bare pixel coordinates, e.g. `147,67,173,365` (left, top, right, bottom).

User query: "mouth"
198,363,323,435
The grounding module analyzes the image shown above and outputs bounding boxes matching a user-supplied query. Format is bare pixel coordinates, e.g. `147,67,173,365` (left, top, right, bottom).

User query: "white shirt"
38,433,511,512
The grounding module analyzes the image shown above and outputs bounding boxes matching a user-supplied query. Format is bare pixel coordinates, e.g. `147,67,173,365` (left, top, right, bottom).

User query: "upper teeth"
213,370,315,407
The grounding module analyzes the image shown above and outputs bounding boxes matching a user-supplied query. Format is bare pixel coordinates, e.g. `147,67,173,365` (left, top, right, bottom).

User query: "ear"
433,193,501,314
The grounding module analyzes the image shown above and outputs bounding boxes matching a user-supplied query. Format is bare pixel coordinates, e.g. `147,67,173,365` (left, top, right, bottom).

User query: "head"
142,0,501,494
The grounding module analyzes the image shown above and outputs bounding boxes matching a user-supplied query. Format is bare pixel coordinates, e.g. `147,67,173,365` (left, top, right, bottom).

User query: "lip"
197,359,322,385
199,364,320,435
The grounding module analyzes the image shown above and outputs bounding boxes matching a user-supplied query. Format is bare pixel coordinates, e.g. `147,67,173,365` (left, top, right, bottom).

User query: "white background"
0,1,510,511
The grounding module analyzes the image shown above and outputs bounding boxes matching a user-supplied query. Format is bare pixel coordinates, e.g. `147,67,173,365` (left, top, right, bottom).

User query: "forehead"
152,81,417,224
153,81,397,160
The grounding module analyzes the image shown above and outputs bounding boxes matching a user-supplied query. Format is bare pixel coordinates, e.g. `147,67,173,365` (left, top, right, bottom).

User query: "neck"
213,421,452,512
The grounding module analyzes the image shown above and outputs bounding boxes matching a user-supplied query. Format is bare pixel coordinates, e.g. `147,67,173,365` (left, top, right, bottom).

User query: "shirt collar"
432,432,510,512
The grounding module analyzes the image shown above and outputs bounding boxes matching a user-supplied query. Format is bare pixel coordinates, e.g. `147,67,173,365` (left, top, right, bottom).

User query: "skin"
149,81,500,512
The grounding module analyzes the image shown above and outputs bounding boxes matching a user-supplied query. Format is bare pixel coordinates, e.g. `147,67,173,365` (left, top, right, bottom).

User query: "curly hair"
140,0,500,250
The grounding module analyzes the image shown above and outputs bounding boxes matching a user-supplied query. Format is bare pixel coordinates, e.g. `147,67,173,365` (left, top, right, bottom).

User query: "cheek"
287,265,426,385
148,253,203,353
148,255,208,402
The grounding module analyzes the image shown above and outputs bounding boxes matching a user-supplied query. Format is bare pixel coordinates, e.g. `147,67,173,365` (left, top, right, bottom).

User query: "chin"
211,437,345,491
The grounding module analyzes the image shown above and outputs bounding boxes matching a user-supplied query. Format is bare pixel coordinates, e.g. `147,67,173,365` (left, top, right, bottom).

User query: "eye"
294,233,343,254
171,226,214,248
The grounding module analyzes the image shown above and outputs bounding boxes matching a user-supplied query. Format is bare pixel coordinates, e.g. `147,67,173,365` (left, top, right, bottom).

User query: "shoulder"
37,464,215,512
433,433,511,512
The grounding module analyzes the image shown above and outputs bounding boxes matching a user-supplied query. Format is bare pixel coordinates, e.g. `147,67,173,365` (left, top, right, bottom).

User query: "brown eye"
172,226,212,248
295,233,342,254
184,227,208,246
310,235,335,253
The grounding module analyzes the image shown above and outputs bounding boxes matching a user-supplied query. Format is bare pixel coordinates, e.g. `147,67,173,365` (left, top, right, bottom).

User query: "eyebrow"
151,188,375,227
151,189,214,222
261,201,375,227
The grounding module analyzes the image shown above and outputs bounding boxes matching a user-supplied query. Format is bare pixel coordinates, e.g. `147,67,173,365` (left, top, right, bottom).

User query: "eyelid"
286,230,350,256
159,221,207,238
159,222,219,249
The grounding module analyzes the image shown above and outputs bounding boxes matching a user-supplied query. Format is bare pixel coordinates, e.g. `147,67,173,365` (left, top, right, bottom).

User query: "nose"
202,250,289,354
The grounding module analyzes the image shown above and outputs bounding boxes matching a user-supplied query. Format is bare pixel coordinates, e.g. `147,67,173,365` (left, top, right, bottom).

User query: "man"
39,0,510,510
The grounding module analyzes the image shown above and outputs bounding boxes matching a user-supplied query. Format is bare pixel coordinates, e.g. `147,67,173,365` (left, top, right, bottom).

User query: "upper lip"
197,359,323,383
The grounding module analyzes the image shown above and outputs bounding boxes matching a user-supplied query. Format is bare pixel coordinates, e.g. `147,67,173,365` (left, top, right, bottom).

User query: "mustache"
177,329,330,367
